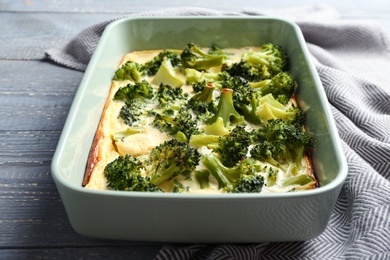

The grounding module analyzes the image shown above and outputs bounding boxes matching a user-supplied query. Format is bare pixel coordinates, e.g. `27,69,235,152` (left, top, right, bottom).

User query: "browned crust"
83,54,133,187
305,152,317,189
83,82,116,187
83,125,104,186
292,93,317,189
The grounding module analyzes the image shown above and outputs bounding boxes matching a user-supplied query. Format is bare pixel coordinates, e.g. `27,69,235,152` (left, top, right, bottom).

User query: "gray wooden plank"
0,129,162,251
1,0,389,16
0,13,116,60
0,60,82,131
0,130,59,165
1,247,161,260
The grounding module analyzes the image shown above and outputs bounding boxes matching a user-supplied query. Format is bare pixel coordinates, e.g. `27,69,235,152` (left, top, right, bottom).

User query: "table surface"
1,1,389,259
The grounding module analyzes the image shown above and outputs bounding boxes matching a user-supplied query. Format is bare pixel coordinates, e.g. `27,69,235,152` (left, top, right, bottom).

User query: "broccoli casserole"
83,43,317,194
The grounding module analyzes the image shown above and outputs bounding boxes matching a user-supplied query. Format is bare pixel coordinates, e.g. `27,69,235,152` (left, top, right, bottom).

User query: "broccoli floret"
216,125,252,167
187,83,217,120
181,43,225,70
185,68,221,85
256,94,304,126
189,134,220,149
231,173,264,193
207,88,245,127
155,83,189,109
281,174,315,187
113,79,154,101
251,72,295,105
241,43,288,78
250,119,315,175
151,107,201,140
118,99,147,126
172,180,189,193
202,152,241,190
249,140,286,172
194,170,211,189
202,153,264,193
239,92,304,126
148,139,201,186
191,125,251,167
151,58,184,88
221,75,252,110
143,50,181,76
202,117,230,136
113,61,145,82
112,127,145,142
192,80,206,93
185,69,231,90
207,44,232,57
223,60,264,82
188,82,215,107
104,155,162,192
266,166,278,187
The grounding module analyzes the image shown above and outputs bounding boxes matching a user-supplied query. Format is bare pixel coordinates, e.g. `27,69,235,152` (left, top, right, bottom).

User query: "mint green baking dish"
51,17,348,242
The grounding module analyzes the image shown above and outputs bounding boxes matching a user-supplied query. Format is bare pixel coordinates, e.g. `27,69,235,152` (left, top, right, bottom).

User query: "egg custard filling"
84,43,317,194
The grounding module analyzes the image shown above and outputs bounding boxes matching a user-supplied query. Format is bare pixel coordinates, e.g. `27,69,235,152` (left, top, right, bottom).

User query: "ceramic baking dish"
51,16,348,242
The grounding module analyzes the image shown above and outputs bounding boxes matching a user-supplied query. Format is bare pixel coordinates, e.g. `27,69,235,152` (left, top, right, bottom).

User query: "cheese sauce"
85,47,317,193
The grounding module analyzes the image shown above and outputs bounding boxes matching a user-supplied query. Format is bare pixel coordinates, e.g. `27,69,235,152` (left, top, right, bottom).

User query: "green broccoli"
202,152,240,190
113,79,154,101
118,99,147,126
256,94,304,126
221,75,253,110
232,173,264,193
201,117,230,136
185,68,221,85
151,58,185,88
104,155,162,192
190,126,251,167
112,127,145,142
241,43,288,78
187,83,217,121
250,72,295,105
189,134,220,149
113,61,145,82
266,166,278,187
172,180,189,193
181,43,225,70
194,170,211,189
207,44,232,57
155,83,189,109
148,139,201,186
250,119,315,175
223,60,264,82
207,88,245,127
143,49,181,76
192,80,207,93
216,125,252,167
281,174,316,187
239,92,304,126
202,153,265,193
151,107,201,140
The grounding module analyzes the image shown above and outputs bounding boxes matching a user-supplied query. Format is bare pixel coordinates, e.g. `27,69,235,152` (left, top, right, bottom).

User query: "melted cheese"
85,47,317,193
115,127,171,156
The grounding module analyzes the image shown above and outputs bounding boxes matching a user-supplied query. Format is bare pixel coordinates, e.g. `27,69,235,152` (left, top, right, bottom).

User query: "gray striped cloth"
46,5,390,260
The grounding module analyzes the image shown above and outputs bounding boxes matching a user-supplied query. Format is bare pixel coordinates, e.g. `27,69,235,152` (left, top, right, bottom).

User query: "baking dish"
51,16,348,242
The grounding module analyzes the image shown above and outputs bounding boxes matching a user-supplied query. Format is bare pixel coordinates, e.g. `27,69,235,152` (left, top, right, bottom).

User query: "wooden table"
1,1,389,259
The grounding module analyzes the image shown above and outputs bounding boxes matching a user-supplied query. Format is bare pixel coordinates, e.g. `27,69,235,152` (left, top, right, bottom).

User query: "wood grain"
0,0,389,258
0,60,81,131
